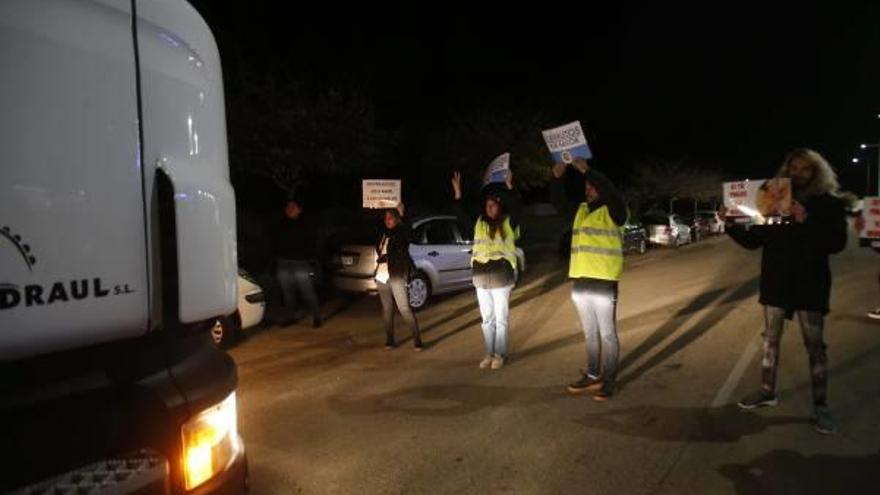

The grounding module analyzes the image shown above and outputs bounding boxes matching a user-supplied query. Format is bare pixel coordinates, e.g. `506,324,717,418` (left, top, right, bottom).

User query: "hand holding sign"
551,162,567,179
542,121,593,165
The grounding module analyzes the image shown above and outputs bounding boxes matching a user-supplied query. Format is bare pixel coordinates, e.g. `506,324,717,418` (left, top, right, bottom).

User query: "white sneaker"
491,356,506,370
868,309,880,320
479,355,494,369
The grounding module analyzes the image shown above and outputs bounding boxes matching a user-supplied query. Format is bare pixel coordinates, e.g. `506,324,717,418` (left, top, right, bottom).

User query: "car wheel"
407,272,431,312
211,312,241,348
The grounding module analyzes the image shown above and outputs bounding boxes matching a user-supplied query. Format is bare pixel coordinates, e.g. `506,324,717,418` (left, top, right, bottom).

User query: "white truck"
0,1,248,493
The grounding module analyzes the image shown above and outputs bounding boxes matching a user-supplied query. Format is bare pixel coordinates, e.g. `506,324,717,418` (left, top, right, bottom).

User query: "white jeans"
475,285,513,357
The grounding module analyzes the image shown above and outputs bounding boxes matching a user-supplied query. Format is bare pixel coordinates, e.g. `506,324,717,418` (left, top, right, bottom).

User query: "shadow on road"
719,449,880,495
573,404,806,443
327,383,564,417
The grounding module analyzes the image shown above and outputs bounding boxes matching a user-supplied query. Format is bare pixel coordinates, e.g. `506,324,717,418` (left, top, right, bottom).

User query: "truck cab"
0,0,247,492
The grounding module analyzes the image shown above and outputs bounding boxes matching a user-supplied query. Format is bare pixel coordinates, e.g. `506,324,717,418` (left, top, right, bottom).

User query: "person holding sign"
550,158,627,401
375,203,423,351
721,148,847,434
452,170,522,370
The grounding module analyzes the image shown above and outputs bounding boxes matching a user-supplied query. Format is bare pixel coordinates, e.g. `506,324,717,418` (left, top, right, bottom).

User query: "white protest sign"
542,121,593,164
362,180,401,209
860,197,880,247
483,152,511,185
722,178,792,225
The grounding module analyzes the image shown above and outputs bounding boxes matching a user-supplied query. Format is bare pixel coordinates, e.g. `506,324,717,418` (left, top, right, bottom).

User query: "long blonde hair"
776,148,840,198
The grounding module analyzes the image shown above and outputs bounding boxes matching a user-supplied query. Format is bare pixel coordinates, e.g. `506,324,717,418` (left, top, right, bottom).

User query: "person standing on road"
452,170,522,370
722,148,847,434
550,158,628,400
275,198,323,328
376,203,423,351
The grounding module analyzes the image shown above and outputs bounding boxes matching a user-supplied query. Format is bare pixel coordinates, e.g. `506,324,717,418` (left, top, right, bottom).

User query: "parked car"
641,212,693,247
696,210,725,234
622,222,649,254
212,270,267,346
682,214,710,242
330,215,526,310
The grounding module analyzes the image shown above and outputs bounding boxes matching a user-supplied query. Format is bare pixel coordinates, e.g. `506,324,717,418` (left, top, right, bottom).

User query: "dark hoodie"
376,210,415,280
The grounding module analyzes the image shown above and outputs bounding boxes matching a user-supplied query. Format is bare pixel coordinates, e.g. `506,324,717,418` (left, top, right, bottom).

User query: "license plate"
341,255,354,266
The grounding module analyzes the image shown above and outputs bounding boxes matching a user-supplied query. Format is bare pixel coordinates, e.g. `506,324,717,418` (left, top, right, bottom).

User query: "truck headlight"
181,392,242,490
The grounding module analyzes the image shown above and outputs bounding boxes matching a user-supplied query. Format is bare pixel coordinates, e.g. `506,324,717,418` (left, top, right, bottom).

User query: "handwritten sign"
362,180,401,209
722,178,792,225
860,197,880,247
542,121,593,165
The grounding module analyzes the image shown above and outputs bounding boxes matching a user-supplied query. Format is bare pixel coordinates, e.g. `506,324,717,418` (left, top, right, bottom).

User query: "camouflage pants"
760,306,828,406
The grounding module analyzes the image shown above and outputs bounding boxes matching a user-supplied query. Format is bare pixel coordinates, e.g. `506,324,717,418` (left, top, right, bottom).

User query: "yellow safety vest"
472,217,519,269
569,203,624,281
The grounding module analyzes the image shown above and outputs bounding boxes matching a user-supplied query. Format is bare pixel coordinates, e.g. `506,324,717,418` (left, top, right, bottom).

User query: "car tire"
407,272,431,312
211,312,241,348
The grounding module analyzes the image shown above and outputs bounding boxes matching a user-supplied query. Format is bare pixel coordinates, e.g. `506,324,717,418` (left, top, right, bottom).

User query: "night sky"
190,2,880,196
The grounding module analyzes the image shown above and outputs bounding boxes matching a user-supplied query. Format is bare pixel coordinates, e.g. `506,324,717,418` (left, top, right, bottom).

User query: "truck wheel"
211,312,241,348
407,272,431,312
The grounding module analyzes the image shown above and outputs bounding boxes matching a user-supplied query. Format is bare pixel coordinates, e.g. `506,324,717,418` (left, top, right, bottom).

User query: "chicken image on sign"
722,178,792,225
859,197,880,247
362,180,401,209
542,121,593,165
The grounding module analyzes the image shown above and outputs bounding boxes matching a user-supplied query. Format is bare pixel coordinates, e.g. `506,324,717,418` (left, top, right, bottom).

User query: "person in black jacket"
275,199,322,328
376,203,422,351
723,148,847,434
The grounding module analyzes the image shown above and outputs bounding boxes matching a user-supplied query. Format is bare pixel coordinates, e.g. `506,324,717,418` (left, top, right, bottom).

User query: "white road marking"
711,334,761,408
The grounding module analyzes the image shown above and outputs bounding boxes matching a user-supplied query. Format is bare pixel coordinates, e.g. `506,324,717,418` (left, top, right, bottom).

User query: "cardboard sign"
542,121,593,164
723,178,792,225
860,197,880,247
362,180,401,209
483,152,511,185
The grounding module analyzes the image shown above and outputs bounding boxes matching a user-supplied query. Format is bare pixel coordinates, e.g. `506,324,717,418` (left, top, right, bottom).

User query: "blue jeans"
475,285,513,357
571,284,619,381
276,258,320,319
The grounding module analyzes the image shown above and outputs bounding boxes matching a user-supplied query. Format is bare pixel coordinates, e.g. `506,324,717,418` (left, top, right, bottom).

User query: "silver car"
642,212,693,247
331,215,526,310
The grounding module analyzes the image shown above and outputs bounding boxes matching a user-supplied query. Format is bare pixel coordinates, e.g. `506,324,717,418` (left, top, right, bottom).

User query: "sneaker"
868,309,880,320
592,382,616,401
737,390,779,410
479,355,494,369
813,405,837,435
567,374,603,394
491,356,505,370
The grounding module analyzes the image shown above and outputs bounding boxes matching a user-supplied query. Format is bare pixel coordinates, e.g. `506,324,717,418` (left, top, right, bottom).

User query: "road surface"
230,232,880,494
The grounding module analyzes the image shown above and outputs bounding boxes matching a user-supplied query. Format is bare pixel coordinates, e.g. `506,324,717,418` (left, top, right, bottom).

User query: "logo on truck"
1,225,135,311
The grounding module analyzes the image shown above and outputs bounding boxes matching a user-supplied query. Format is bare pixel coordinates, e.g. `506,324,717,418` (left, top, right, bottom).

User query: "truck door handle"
428,251,439,257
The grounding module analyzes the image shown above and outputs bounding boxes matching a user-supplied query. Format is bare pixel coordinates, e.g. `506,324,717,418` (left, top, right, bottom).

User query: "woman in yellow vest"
452,170,522,370
550,158,627,400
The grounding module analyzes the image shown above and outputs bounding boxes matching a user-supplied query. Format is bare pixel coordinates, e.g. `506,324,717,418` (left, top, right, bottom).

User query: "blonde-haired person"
721,148,848,434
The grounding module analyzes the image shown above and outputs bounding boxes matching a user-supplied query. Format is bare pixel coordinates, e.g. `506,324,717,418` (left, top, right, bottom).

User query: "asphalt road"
229,231,880,495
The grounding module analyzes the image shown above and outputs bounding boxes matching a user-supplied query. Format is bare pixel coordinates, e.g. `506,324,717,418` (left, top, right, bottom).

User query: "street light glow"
861,144,868,149
853,158,860,163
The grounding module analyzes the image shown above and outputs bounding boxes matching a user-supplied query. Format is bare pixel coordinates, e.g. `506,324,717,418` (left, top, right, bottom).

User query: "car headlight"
181,392,242,491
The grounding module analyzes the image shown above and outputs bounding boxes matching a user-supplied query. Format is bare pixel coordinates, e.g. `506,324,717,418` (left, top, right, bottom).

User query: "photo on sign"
542,121,593,165
362,180,401,209
859,197,880,247
722,178,792,225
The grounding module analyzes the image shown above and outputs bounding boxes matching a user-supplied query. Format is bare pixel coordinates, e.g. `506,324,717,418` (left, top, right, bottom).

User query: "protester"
376,203,423,351
275,199,323,328
452,170,522,370
550,158,628,400
855,213,880,320
723,148,847,434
